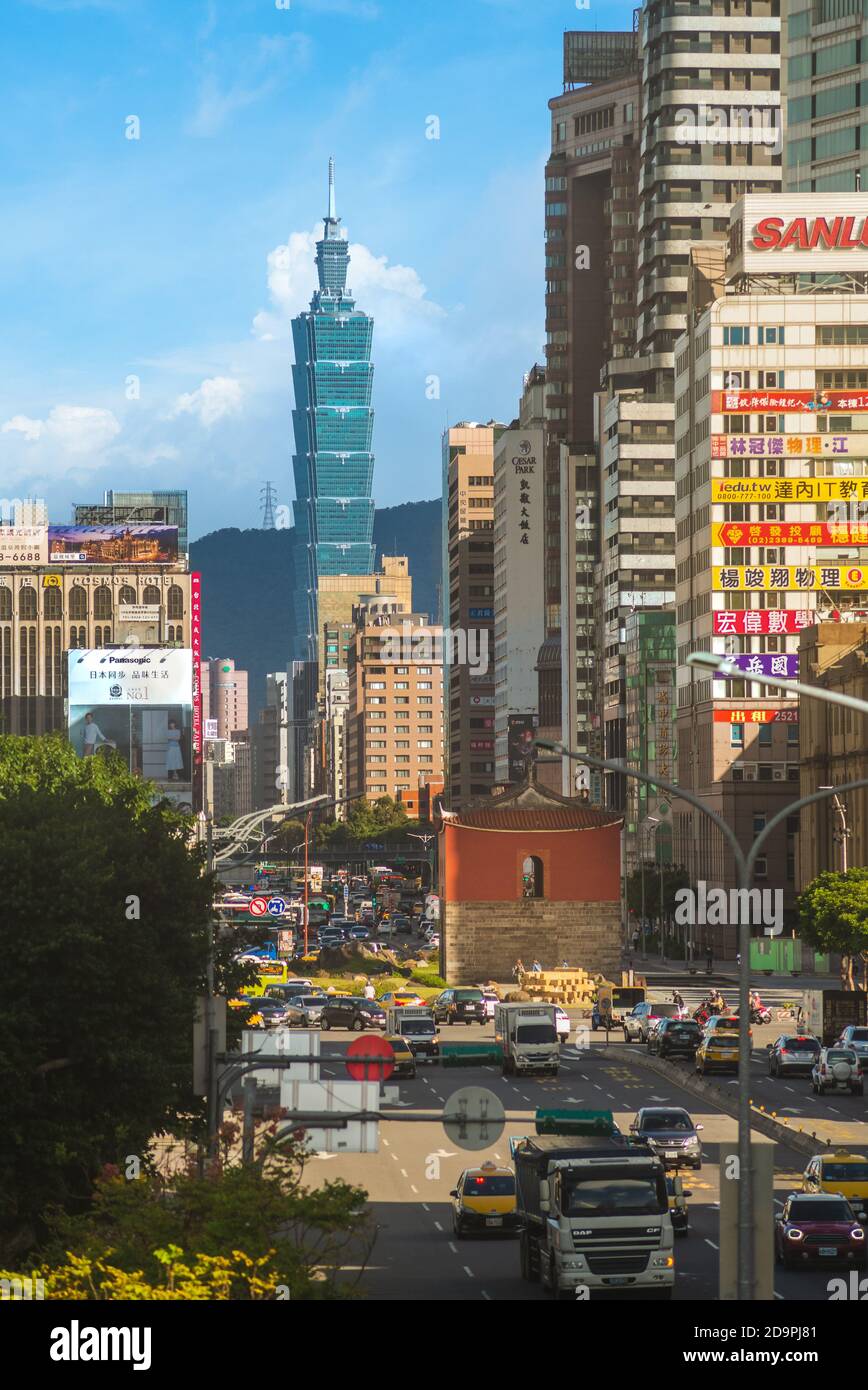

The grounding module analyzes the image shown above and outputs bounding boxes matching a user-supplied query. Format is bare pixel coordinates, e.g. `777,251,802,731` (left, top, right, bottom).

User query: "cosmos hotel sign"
728,194,868,276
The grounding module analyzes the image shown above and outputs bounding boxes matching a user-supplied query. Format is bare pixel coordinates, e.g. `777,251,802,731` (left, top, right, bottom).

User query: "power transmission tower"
260,482,278,529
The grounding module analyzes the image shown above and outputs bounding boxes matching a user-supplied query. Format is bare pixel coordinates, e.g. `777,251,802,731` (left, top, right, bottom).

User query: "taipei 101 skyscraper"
290,158,376,660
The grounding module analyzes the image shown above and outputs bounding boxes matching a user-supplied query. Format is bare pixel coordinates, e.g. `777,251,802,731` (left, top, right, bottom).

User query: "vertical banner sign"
191,572,202,764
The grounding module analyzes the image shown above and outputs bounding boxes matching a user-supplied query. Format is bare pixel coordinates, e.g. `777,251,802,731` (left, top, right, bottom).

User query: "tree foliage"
1,1126,373,1300
625,863,691,920
798,867,868,990
0,735,240,1255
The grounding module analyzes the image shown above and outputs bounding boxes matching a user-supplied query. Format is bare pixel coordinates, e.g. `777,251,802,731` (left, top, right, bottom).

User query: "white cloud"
2,404,121,453
169,376,243,427
188,35,312,138
252,226,445,343
2,415,44,442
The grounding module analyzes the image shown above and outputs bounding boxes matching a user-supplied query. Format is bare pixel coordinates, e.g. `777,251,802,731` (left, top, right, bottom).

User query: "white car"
482,991,499,1020
555,1007,571,1043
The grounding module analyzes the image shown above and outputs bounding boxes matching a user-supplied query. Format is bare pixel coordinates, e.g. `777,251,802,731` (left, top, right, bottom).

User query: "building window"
44,587,62,620
119,584,136,606
730,724,744,748
0,588,10,621
143,584,161,605
19,586,37,620
167,585,183,620
93,585,112,620
522,855,544,899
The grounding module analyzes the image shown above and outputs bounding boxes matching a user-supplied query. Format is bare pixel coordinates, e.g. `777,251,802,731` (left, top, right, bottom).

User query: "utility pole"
303,809,311,955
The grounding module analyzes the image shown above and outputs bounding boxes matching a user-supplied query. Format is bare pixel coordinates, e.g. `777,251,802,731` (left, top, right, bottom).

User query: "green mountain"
190,497,441,719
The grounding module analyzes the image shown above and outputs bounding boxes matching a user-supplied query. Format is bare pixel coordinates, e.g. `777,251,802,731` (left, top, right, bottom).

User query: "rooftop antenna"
260,482,278,529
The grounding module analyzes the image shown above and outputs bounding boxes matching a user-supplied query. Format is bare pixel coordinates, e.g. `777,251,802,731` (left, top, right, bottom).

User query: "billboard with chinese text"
714,565,868,591
713,610,814,635
48,524,179,565
67,648,193,812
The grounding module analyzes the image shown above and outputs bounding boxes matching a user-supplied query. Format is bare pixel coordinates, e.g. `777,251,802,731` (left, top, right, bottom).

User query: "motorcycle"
693,1003,712,1027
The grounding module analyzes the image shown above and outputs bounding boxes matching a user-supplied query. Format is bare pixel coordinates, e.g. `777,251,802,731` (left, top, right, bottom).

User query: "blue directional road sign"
267,896,286,917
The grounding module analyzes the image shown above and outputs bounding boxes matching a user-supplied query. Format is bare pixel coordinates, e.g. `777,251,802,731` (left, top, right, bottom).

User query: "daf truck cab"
513,1124,675,1299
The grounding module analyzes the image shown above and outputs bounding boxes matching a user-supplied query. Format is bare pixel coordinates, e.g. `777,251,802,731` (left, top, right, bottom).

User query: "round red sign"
346,1034,395,1082
248,897,268,917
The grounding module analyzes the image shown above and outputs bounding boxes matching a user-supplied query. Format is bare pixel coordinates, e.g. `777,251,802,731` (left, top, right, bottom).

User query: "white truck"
385,1005,439,1062
514,1129,674,1299
494,1003,560,1077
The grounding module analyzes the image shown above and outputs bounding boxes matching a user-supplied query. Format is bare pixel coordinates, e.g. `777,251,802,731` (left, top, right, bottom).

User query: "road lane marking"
448,1242,458,1254
828,1106,841,1114
774,1291,784,1300
481,1290,491,1300
382,1138,390,1147
434,1221,443,1231
410,1184,419,1193
705,1239,719,1250
593,1083,602,1091
463,1266,474,1278
391,1153,399,1161
400,1168,408,1178
421,1203,429,1211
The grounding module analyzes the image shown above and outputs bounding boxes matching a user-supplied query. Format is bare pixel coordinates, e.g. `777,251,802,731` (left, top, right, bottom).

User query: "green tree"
625,863,690,922
798,867,868,990
0,735,224,1256
6,1125,372,1300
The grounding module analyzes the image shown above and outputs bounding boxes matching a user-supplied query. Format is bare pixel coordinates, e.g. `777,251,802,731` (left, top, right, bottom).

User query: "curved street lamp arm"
748,776,868,883
535,739,746,879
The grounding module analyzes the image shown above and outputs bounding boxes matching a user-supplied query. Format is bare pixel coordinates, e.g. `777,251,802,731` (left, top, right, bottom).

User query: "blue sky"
0,0,635,540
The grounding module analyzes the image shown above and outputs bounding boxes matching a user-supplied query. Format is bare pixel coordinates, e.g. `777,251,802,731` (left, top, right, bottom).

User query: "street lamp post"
648,816,664,959
819,785,851,873
539,649,868,1306
407,831,436,891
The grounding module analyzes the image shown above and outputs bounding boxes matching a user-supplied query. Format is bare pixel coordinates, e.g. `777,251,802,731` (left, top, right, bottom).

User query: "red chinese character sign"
712,610,814,636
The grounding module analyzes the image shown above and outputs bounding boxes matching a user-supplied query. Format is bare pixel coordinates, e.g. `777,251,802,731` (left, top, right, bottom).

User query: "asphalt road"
297,1010,867,1302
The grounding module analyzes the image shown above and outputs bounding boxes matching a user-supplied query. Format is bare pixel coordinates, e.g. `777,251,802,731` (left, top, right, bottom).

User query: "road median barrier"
622,1045,826,1158
440,1042,503,1069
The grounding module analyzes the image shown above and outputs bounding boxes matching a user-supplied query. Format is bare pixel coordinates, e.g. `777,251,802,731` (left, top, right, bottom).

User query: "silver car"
285,994,327,1027
837,1025,868,1063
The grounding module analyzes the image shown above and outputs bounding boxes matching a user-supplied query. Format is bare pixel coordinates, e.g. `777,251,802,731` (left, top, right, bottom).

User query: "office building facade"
783,0,868,193
290,159,376,661
441,422,503,808
671,193,868,919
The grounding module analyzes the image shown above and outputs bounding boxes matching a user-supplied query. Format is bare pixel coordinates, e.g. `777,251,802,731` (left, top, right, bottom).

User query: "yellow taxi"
380,990,424,1009
695,1030,739,1076
449,1161,519,1239
802,1149,868,1223
385,1034,416,1079
228,995,265,1027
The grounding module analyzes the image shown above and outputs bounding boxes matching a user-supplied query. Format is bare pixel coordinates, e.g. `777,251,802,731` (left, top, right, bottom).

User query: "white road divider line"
448,1242,458,1254
410,1184,419,1194
421,1203,430,1211
434,1221,443,1231
481,1290,492,1301
400,1168,408,1178
705,1239,719,1251
463,1266,474,1278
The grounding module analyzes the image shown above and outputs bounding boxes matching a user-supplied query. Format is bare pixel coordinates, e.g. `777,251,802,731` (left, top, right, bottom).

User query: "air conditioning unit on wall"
743,767,757,781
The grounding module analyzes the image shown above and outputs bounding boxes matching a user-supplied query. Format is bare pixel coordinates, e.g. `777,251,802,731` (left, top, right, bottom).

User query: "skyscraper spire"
328,155,336,222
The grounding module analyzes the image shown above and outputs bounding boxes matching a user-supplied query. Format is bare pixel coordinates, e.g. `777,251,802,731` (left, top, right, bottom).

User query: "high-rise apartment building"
317,556,412,693
671,193,868,926
594,0,783,814
290,159,376,661
205,658,248,741
546,36,641,785
493,420,545,785
798,620,868,886
325,668,349,812
251,671,288,811
783,0,868,194
441,422,503,808
345,605,444,804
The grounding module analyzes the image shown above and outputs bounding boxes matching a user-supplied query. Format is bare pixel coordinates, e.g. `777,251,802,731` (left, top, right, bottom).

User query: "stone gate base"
443,898,621,985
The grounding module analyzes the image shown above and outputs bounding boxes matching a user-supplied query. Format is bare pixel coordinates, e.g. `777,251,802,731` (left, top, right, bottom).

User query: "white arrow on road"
426,1148,458,1159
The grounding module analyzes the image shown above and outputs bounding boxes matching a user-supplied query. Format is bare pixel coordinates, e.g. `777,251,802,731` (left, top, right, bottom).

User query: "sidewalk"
625,954,842,993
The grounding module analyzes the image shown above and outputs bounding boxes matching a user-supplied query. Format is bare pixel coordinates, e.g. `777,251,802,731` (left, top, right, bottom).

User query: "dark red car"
775,1193,867,1269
